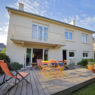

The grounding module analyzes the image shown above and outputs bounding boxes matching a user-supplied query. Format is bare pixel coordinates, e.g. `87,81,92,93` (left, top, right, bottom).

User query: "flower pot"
88,65,93,71
93,64,95,67
92,69,95,73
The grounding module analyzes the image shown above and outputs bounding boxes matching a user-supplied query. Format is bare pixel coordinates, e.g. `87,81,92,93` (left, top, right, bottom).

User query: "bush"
11,62,23,70
78,59,88,66
0,53,10,63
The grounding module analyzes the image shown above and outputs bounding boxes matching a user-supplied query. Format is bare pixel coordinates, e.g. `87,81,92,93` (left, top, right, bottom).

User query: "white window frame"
82,34,87,43
32,23,48,41
83,51,88,58
65,31,73,40
69,51,75,58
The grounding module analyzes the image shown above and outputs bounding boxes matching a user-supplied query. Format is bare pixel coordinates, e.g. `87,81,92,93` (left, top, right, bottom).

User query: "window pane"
44,50,48,60
83,52,88,57
82,34,87,43
69,52,74,57
32,24,37,39
38,26,42,40
69,32,72,40
26,48,31,66
83,53,85,57
44,27,48,41
65,32,68,40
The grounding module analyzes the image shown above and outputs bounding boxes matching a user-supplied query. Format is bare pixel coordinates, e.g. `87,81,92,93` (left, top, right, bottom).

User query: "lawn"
0,48,6,53
72,82,95,95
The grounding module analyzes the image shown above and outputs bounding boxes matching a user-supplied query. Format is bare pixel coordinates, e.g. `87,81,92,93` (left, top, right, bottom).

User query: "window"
44,27,48,41
69,52,74,57
82,34,87,43
38,26,43,40
83,52,88,58
32,24,37,39
32,24,48,41
65,31,72,40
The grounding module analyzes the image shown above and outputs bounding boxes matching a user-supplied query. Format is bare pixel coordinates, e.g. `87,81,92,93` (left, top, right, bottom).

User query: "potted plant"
88,62,94,71
92,66,95,73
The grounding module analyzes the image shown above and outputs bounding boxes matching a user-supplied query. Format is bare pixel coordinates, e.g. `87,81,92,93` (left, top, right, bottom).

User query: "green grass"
0,48,6,53
72,82,95,95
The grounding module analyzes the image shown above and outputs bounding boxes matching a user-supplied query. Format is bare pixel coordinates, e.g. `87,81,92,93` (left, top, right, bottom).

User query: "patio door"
26,48,48,67
26,48,32,67
32,49,43,63
63,50,67,61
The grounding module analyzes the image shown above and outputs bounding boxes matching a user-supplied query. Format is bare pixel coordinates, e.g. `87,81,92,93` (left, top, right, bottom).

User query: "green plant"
11,62,23,70
78,59,88,66
68,62,75,66
88,62,94,66
0,48,6,53
0,53,10,63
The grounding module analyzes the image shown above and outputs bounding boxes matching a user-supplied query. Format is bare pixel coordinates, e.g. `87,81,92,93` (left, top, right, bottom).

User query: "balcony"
11,38,64,48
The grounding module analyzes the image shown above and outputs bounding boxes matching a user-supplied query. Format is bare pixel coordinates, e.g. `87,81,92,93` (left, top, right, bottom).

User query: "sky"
0,0,95,45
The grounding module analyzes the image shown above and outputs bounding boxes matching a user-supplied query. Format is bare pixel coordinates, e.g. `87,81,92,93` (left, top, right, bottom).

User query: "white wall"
6,12,94,65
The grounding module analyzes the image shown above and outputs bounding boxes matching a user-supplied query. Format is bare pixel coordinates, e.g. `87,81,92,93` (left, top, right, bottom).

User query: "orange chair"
0,60,30,91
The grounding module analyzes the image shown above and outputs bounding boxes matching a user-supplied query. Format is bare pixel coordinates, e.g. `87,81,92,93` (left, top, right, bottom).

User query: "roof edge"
6,6,95,33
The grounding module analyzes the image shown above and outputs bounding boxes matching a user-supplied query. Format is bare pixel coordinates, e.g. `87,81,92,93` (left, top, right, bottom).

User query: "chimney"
69,20,75,25
19,3,24,11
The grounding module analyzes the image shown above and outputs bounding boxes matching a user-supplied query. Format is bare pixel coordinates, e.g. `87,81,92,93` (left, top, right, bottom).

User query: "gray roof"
6,7,95,33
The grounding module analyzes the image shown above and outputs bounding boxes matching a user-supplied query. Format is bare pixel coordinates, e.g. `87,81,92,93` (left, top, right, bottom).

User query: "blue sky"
0,0,95,44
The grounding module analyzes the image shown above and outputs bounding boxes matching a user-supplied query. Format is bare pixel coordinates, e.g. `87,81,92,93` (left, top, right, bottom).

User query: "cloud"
0,24,8,45
1,0,49,44
9,0,49,16
55,14,95,31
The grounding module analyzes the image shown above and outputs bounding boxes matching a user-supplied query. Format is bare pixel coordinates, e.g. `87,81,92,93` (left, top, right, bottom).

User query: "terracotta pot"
88,65,93,71
93,64,95,66
92,69,95,73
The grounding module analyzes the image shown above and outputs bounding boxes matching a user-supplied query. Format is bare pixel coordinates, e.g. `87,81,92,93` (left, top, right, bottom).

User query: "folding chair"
0,60,30,92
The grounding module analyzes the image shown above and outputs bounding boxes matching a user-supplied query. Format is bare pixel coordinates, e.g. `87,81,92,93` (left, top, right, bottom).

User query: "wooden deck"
0,68,95,95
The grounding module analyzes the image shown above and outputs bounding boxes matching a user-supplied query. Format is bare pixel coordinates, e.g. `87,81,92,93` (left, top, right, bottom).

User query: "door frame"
62,49,67,61
25,48,48,67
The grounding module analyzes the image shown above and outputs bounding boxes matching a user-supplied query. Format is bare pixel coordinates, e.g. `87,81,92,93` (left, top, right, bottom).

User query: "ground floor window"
26,48,48,66
69,51,75,57
83,52,88,58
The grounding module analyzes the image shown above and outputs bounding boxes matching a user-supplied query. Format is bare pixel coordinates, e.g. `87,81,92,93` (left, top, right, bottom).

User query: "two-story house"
6,3,94,67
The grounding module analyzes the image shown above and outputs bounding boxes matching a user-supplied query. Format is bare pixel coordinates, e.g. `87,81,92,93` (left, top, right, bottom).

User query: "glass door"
26,48,32,66
32,49,43,63
26,48,48,67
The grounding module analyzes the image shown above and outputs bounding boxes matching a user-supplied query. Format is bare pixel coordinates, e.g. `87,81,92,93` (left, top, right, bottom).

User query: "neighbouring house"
6,3,94,67
93,38,95,58
0,43,6,52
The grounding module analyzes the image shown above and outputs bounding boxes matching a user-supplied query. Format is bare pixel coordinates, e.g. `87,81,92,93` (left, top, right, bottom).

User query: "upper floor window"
65,31,72,40
82,34,87,43
32,24,48,41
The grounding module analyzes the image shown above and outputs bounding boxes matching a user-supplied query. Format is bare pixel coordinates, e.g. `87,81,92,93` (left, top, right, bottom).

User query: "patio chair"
0,60,30,92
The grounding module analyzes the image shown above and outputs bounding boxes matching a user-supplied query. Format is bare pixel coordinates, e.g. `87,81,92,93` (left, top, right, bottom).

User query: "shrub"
11,62,23,70
78,59,88,66
0,53,10,63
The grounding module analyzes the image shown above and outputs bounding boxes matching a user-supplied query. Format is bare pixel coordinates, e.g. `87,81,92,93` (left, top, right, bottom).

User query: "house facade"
6,4,94,67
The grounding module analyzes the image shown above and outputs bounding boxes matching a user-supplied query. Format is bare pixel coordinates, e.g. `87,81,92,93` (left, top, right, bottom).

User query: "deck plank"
1,68,95,95
34,70,50,95
15,81,23,95
33,70,45,95
21,80,27,95
27,70,33,95
30,70,39,95
8,85,17,95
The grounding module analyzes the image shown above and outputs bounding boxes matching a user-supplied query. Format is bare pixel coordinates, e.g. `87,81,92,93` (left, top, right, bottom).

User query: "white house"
6,3,94,67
